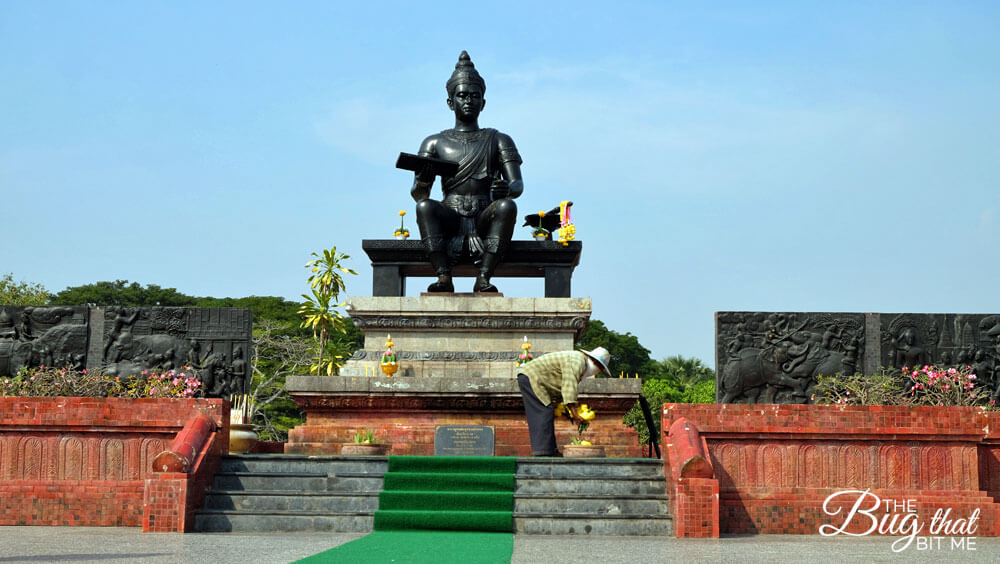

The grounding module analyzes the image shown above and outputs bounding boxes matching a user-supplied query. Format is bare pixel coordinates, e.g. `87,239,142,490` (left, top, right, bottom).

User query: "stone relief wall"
0,306,251,398
716,312,1000,404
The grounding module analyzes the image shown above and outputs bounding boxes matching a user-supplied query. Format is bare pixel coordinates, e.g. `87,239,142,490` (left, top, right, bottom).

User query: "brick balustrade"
0,397,227,530
663,403,1000,537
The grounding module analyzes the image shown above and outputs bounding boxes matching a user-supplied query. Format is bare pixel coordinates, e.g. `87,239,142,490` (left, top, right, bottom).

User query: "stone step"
204,491,380,513
514,514,673,536
220,454,388,475
212,472,330,492
195,511,373,533
212,472,385,493
516,458,663,479
514,494,670,515
515,477,666,496
327,474,385,493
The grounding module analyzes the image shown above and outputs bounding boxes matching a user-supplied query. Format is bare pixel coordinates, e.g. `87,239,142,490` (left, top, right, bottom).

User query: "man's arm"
410,136,439,202
497,133,523,199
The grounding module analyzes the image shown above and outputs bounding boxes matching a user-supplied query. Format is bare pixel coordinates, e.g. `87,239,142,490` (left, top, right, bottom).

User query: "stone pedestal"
284,375,643,457
341,296,592,379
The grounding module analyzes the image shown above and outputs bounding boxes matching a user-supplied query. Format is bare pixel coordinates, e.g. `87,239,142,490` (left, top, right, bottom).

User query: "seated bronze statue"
408,51,524,293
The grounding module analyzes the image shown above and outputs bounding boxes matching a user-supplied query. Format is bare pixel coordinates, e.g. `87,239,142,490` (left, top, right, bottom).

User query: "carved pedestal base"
340,296,592,379
285,376,643,457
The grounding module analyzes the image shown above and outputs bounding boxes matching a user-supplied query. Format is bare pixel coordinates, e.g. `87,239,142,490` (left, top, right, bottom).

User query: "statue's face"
447,82,484,120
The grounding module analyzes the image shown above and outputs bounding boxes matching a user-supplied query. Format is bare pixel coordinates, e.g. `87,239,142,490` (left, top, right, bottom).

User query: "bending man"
517,347,612,457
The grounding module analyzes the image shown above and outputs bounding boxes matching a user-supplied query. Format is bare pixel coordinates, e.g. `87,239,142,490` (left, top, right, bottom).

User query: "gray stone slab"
204,492,379,513
515,477,666,496
212,473,329,492
220,455,388,475
514,515,673,536
195,513,374,533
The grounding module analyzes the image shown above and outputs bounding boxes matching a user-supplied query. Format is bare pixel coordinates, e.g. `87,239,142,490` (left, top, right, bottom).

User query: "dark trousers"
517,373,558,456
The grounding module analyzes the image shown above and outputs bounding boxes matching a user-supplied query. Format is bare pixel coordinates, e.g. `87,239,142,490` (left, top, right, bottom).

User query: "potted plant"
229,393,258,454
394,210,410,240
556,403,605,458
341,429,390,455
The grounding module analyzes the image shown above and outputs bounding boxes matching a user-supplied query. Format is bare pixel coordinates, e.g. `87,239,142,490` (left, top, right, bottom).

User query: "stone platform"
284,375,643,457
363,239,582,298
341,295,592,379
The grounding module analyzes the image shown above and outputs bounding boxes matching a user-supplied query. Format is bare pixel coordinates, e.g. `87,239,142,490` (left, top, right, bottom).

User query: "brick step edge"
206,490,379,497
514,493,669,500
214,471,331,477
196,509,375,517
513,513,673,520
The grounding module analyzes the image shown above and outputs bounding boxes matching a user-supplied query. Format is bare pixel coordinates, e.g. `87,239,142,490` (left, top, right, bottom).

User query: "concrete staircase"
194,455,671,535
514,458,671,535
195,455,386,532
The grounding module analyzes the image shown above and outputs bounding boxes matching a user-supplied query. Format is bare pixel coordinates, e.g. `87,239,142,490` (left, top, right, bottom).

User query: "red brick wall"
0,397,225,529
663,404,1000,537
286,390,642,457
287,399,641,457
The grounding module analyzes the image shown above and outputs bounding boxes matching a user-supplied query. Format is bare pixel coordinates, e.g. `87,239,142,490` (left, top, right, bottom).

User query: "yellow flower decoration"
399,210,406,216
553,403,567,417
537,211,546,217
579,440,591,446
578,404,596,421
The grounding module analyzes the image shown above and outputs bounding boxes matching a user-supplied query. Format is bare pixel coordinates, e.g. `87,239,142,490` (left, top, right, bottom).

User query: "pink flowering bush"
905,365,988,407
0,365,201,399
814,365,995,409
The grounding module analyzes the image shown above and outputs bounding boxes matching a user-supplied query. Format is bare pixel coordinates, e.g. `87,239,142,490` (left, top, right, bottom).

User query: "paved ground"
1,527,999,563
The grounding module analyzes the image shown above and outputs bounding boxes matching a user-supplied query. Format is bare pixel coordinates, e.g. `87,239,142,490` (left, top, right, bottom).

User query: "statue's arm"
497,133,523,199
410,135,438,202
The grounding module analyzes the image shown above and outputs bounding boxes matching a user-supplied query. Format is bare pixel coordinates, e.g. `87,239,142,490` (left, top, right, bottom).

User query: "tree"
575,319,658,377
623,355,716,446
658,355,714,388
0,273,49,305
49,280,198,307
195,295,305,332
298,246,358,375
248,320,312,441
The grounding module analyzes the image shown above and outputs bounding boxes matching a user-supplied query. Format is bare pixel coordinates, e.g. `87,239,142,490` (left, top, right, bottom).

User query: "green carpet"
295,530,513,564
376,456,516,533
296,456,517,563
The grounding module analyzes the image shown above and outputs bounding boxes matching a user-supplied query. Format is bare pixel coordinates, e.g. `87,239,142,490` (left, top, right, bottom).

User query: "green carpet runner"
296,530,513,564
374,455,516,533
295,456,517,563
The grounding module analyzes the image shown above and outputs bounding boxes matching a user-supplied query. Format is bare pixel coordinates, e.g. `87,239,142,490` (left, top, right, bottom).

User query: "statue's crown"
446,50,485,95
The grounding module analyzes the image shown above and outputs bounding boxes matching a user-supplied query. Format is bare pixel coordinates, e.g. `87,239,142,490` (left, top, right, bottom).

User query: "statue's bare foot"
474,275,498,293
427,275,454,293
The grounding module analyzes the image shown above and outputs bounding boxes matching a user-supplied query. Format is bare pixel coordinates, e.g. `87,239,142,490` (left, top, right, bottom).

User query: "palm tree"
660,355,714,389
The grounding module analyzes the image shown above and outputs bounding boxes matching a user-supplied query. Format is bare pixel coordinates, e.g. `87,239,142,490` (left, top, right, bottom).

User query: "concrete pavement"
1,527,999,563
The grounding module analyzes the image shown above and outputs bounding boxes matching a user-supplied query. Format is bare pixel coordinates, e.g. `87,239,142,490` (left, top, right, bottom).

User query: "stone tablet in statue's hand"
416,163,436,184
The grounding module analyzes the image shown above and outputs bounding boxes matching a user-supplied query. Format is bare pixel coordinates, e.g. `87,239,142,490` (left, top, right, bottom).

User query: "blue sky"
3,2,998,368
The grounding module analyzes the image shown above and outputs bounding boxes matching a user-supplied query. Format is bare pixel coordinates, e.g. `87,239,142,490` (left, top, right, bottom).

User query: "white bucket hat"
580,346,612,377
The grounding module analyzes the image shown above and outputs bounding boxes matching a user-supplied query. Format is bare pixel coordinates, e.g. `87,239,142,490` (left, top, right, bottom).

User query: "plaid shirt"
518,350,587,407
